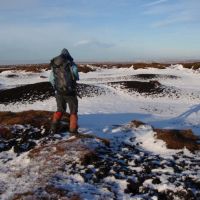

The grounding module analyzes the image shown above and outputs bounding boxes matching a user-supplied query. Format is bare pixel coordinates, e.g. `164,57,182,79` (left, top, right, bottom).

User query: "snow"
0,64,200,199
0,64,200,142
130,125,180,155
0,69,50,89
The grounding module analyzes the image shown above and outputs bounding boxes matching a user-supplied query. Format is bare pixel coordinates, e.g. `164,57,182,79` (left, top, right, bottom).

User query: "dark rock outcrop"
109,80,164,95
0,82,108,104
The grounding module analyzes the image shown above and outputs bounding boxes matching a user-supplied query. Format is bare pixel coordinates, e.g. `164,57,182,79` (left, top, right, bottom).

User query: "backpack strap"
69,63,75,81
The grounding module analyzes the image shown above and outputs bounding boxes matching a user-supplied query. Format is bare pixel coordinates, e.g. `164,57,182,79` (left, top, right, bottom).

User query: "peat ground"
0,62,200,74
0,112,200,199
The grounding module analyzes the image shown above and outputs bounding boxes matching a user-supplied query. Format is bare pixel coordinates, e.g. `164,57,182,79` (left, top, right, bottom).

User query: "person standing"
49,48,79,134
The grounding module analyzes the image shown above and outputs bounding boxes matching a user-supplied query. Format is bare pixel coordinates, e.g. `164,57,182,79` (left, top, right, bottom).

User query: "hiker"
49,48,79,134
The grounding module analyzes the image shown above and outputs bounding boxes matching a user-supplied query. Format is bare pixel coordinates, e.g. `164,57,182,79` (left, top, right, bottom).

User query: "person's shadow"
176,104,200,120
150,104,200,135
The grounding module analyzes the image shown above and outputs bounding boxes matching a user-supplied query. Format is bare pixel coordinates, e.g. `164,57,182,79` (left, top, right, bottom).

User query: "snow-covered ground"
0,64,200,199
0,64,200,135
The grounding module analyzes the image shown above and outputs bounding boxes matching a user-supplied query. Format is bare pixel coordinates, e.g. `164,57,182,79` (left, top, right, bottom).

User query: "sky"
0,0,200,64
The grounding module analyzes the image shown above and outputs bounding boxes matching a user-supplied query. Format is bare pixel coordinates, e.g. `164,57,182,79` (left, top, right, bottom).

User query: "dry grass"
181,62,200,70
0,126,13,139
154,128,200,152
128,120,200,152
0,64,49,73
1,62,199,75
130,120,146,128
12,190,81,200
132,62,170,69
0,110,69,128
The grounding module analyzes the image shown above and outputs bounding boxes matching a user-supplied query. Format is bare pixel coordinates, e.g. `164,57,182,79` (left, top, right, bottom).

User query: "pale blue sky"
0,0,200,64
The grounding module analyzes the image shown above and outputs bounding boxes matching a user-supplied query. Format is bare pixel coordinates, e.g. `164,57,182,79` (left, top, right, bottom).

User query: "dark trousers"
55,93,78,114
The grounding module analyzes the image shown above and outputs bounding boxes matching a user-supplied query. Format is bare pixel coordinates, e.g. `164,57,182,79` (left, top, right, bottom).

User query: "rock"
14,140,37,154
149,80,161,87
134,74,178,80
0,82,108,104
125,179,140,195
40,75,47,78
152,177,161,184
80,150,99,165
143,165,152,174
0,141,12,152
0,126,13,139
109,80,164,95
6,74,19,78
130,120,146,128
158,189,196,200
95,165,111,180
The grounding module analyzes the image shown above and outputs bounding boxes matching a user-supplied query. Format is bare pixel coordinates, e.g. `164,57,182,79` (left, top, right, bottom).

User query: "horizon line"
0,58,200,66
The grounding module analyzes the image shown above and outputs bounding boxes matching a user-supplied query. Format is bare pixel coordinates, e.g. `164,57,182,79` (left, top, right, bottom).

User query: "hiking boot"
50,112,63,135
69,113,78,134
49,122,59,135
69,130,79,137
69,127,78,134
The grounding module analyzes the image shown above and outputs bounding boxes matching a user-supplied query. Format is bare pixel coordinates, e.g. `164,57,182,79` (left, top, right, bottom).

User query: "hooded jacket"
49,49,79,89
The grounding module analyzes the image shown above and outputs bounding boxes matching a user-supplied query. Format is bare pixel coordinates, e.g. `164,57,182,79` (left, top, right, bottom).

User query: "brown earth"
181,62,200,70
0,126,13,140
132,62,169,69
0,62,200,74
0,63,95,74
154,128,200,152
0,110,59,127
0,82,54,104
130,120,146,128
0,73,183,105
1,112,199,153
1,112,199,152
0,113,200,199
0,82,107,104
79,62,170,69
78,65,96,73
0,63,49,73
133,74,179,80
0,110,70,153
0,110,110,154
13,191,81,200
130,120,200,152
12,137,103,200
109,80,164,95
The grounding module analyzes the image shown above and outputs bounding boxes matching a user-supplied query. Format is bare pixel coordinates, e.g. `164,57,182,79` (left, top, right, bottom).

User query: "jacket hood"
61,48,73,62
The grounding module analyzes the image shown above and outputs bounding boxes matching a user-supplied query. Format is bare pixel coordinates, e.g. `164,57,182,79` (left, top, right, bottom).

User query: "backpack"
51,57,77,95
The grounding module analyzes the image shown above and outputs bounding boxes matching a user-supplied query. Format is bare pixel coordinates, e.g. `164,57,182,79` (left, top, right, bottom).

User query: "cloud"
144,0,169,7
143,0,200,27
152,11,194,27
74,39,115,48
74,40,91,46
